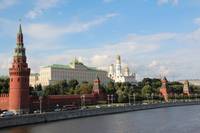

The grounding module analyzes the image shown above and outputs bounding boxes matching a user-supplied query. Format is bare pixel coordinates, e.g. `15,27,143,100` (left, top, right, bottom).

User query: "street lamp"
151,93,154,104
195,93,198,102
128,94,131,105
107,94,110,105
174,93,177,103
146,94,149,104
133,93,136,105
111,94,114,105
81,95,86,108
37,90,44,114
39,96,43,114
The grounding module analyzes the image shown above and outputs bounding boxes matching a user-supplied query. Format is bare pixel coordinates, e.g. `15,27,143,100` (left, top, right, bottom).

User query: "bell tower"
9,24,30,114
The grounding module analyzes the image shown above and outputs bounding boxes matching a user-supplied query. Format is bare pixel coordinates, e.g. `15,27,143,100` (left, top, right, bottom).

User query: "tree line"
1,76,200,102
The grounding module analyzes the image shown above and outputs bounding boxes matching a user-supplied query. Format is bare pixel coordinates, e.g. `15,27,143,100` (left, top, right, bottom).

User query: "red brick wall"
0,94,9,110
30,94,97,112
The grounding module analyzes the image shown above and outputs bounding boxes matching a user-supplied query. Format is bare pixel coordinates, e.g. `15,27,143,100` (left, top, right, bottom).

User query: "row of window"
10,77,27,83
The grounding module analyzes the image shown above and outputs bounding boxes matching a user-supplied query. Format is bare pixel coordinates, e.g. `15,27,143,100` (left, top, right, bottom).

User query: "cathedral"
108,55,137,85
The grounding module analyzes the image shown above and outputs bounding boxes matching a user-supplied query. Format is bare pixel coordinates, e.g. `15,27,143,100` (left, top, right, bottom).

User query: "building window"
11,78,13,82
18,78,20,82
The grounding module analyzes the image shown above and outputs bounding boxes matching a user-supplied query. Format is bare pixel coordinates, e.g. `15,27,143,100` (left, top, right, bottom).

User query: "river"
1,105,200,133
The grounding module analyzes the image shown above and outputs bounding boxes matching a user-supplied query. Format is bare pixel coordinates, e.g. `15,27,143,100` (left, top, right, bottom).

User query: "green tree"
0,76,9,93
68,79,79,89
79,82,92,94
106,81,115,94
141,85,153,96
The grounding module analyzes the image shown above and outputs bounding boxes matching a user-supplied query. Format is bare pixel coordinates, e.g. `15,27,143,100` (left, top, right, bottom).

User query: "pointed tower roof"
15,23,25,57
19,24,22,34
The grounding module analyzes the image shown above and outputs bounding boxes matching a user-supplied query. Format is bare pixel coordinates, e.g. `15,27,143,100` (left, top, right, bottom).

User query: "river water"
1,105,200,133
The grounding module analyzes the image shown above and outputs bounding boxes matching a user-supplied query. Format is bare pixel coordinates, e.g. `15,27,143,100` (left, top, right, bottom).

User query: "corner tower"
9,24,30,114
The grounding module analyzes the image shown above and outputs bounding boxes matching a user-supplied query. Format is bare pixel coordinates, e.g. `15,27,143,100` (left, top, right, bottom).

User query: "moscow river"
1,105,200,133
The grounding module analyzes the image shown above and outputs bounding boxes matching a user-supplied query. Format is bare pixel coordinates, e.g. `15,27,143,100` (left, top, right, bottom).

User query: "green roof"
44,64,71,69
43,63,106,72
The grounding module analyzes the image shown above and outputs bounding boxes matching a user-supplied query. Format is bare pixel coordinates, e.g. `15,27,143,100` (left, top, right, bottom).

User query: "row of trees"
30,78,200,103
30,80,94,96
1,76,200,103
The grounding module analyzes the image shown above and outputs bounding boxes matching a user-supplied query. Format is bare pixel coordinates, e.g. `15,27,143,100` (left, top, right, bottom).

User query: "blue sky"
0,0,200,80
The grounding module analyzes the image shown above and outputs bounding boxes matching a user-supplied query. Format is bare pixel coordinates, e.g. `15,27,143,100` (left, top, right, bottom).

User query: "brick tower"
160,77,169,102
9,24,30,114
92,75,103,97
183,80,190,96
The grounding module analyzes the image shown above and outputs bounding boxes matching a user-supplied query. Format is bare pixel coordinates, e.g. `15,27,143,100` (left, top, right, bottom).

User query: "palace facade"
30,59,110,87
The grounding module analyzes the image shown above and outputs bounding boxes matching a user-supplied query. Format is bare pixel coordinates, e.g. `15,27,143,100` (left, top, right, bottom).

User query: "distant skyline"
0,0,200,80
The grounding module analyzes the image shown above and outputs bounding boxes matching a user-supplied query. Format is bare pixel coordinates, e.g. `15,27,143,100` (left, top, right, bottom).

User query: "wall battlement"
0,94,9,97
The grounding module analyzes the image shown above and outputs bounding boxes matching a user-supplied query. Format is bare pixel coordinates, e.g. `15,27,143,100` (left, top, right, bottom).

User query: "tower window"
18,78,20,82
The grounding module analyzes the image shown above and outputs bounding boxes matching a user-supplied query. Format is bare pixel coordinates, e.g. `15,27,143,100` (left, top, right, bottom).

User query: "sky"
0,0,200,81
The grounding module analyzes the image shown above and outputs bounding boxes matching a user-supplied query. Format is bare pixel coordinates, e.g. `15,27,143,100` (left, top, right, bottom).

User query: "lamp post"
39,96,43,114
146,94,149,104
37,90,44,114
174,93,177,103
128,94,131,105
81,95,86,108
111,94,114,105
195,93,198,102
133,93,136,105
151,93,154,104
107,94,110,106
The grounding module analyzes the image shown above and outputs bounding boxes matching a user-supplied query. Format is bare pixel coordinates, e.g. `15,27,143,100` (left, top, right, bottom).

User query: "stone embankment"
0,101,199,129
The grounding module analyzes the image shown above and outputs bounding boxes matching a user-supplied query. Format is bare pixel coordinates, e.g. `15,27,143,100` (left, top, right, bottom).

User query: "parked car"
54,108,61,112
33,110,40,114
62,105,79,111
0,111,15,117
95,105,101,109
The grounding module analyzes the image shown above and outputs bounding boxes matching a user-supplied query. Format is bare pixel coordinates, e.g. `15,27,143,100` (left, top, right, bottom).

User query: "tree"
68,79,79,89
44,84,61,95
0,76,9,93
79,82,92,94
141,85,153,96
106,81,115,94
34,84,42,91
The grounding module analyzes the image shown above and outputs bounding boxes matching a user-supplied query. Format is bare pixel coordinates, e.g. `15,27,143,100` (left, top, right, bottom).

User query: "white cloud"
0,0,18,10
158,0,179,5
194,17,200,25
25,13,118,40
1,16,200,81
148,60,159,68
26,0,62,19
0,54,11,75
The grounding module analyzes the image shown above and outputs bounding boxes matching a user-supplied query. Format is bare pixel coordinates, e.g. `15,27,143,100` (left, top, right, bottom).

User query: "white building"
30,59,110,87
179,79,200,86
30,73,40,87
108,55,137,84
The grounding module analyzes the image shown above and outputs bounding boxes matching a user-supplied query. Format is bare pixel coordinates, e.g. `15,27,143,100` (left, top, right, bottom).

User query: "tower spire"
19,24,22,33
17,21,23,45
